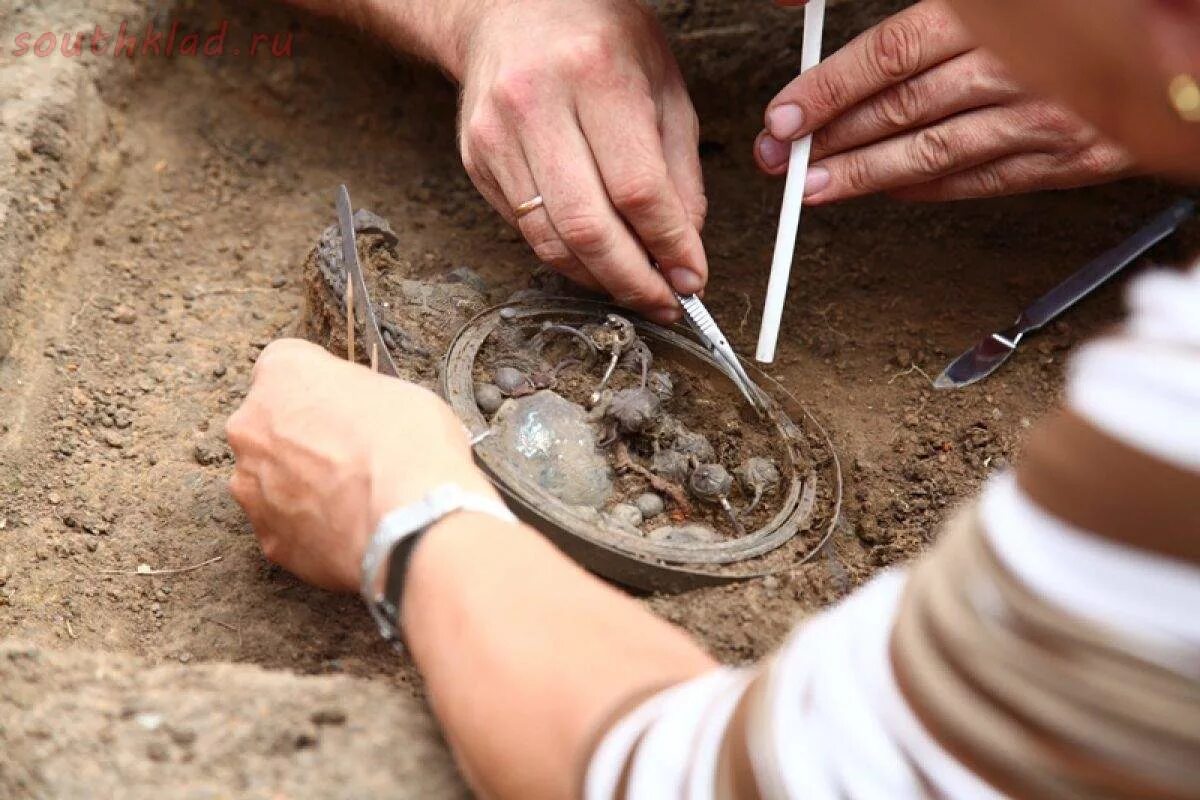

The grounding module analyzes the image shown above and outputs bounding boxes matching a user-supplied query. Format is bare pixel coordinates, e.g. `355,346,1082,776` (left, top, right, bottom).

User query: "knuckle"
260,337,303,359
227,472,247,503
463,112,504,156
877,79,927,128
250,339,320,387
909,127,958,176
530,238,572,267
1073,145,1130,180
806,68,851,116
555,211,613,259
688,193,708,232
1026,103,1078,138
969,164,1007,197
839,152,874,193
522,220,572,266
460,149,479,182
259,535,282,564
651,223,693,258
224,409,246,444
609,173,668,215
460,147,485,186
869,17,923,81
559,31,616,75
491,69,540,119
253,340,290,372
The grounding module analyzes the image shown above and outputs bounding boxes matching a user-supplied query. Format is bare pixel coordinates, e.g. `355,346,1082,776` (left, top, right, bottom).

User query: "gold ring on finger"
514,194,545,219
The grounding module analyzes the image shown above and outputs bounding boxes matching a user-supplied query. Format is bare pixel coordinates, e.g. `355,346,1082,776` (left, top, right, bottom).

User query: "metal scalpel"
934,198,1195,390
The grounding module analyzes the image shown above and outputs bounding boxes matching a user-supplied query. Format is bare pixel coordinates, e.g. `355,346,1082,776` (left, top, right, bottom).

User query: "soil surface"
1,0,1195,796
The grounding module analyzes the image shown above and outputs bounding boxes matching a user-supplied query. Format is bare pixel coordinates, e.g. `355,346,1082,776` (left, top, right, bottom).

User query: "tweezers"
675,293,769,416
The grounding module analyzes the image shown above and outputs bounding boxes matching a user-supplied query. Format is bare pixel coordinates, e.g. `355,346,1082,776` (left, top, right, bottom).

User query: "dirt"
0,640,464,800
1,0,1196,795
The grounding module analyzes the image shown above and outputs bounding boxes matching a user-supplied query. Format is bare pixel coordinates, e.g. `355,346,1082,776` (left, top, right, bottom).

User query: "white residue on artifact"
493,391,614,508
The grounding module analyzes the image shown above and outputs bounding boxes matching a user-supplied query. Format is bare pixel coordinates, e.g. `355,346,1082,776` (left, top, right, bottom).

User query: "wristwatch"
360,483,516,646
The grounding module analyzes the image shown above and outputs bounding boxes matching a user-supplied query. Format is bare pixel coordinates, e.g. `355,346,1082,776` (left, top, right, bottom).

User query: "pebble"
193,441,227,466
271,276,288,288
102,431,126,449
493,367,530,397
634,492,665,519
474,382,504,415
212,363,227,378
0,566,10,587
134,712,164,731
609,503,644,529
166,724,197,747
856,517,891,545
311,708,348,727
110,306,138,325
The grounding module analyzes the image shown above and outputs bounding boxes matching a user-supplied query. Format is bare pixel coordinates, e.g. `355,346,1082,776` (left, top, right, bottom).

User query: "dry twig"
99,555,224,576
614,441,693,519
201,616,239,633
69,294,95,331
191,286,277,298
887,364,933,385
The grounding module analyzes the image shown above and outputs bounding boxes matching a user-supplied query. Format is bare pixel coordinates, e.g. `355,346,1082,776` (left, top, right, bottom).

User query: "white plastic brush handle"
756,0,826,364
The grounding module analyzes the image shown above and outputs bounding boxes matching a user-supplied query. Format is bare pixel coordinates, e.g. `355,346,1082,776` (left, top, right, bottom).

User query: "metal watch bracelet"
360,484,516,645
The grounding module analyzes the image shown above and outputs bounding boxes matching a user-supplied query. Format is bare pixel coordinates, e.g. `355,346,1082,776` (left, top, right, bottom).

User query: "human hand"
454,0,707,323
756,0,1134,202
225,339,497,593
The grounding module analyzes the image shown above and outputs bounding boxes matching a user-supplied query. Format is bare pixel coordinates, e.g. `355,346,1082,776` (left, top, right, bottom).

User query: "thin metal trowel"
934,198,1195,390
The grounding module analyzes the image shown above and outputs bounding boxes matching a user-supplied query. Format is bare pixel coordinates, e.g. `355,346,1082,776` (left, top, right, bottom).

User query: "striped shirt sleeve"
584,265,1200,800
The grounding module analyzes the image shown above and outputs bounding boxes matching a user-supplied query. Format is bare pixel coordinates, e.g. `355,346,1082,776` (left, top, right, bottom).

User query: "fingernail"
758,135,789,169
666,267,704,295
767,104,805,139
805,166,831,197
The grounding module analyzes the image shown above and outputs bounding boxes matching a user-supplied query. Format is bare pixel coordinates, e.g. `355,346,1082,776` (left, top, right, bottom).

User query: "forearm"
280,0,492,78
402,511,716,800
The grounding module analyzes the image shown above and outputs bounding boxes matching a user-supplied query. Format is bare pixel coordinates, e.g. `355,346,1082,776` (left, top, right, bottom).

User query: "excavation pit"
303,210,841,592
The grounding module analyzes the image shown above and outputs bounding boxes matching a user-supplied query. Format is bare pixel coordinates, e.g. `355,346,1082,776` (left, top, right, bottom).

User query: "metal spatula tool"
336,184,400,377
934,198,1195,390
